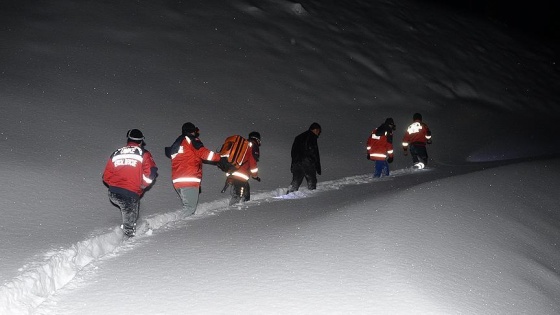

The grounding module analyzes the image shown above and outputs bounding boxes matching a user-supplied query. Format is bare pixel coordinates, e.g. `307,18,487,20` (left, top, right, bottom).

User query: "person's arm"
141,150,158,189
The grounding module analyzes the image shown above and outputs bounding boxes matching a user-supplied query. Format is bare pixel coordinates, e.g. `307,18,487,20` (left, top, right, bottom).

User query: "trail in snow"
0,165,437,313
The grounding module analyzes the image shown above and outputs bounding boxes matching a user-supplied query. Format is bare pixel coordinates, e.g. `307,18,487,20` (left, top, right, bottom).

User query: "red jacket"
402,120,431,150
169,134,220,189
103,142,158,197
228,142,259,181
367,128,394,161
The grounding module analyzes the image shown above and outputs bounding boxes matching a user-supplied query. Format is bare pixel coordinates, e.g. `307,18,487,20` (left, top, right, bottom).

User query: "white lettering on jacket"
407,122,423,134
112,148,143,167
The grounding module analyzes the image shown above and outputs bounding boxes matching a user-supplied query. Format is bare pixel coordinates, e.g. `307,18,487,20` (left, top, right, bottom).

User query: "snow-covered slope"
1,0,559,313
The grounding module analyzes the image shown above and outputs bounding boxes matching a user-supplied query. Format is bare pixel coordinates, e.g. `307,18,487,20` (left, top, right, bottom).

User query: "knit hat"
413,113,422,121
182,122,197,135
248,131,261,141
126,129,144,141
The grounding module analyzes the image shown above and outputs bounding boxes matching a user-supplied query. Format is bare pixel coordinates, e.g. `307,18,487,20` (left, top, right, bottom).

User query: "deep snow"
1,0,559,314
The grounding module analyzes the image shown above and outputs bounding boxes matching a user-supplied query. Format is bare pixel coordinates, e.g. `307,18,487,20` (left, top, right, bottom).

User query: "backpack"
217,135,249,172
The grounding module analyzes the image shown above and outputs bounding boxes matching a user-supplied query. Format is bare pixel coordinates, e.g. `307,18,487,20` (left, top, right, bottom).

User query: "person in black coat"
287,122,322,194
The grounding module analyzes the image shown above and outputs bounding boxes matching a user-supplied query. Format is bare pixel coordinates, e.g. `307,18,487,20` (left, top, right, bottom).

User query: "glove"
403,150,408,156
217,157,230,172
252,176,261,182
427,139,432,145
387,156,393,163
366,153,370,160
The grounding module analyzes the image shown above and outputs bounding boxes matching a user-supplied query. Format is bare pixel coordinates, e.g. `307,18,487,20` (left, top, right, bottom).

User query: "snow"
1,0,560,314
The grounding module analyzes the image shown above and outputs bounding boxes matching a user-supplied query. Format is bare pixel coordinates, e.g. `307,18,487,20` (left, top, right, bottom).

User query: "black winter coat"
291,130,321,174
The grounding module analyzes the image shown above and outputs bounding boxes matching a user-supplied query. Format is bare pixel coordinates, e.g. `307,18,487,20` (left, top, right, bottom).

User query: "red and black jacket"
402,120,432,150
227,142,259,182
166,134,220,189
367,127,394,161
103,142,158,198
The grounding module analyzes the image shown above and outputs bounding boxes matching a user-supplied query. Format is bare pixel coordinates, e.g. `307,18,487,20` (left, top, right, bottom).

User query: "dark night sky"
419,0,560,42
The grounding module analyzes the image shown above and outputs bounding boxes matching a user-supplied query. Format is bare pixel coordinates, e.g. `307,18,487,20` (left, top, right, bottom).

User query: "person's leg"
303,161,318,190
122,200,139,236
176,187,199,217
230,178,249,205
409,145,420,164
418,146,428,167
242,181,251,202
230,181,242,205
381,160,390,177
373,160,383,178
109,192,139,236
287,163,305,193
411,145,427,169
409,145,425,169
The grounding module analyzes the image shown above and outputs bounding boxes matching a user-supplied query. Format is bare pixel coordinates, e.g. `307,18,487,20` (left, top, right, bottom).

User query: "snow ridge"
0,169,419,314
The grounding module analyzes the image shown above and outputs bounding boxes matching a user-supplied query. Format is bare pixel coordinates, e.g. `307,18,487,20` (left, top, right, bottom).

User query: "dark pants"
229,177,250,205
288,161,317,193
109,192,139,235
409,145,428,168
373,160,390,178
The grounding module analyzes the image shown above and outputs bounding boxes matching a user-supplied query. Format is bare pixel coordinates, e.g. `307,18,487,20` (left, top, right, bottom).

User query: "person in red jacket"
225,132,261,205
366,118,395,178
165,122,223,217
402,113,432,169
103,129,158,237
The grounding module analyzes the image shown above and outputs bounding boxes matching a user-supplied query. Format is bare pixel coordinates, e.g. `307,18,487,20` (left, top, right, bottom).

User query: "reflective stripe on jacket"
170,135,220,189
228,142,258,182
366,128,394,161
402,120,431,149
103,142,158,197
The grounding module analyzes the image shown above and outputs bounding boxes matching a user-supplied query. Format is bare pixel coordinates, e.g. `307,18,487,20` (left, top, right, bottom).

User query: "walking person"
225,131,261,205
103,129,158,237
287,122,322,193
367,118,395,178
402,113,432,169
165,122,224,217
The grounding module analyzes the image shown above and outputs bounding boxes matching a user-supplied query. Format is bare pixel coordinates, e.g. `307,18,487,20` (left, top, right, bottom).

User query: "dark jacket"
291,130,321,174
375,123,394,144
249,138,260,162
